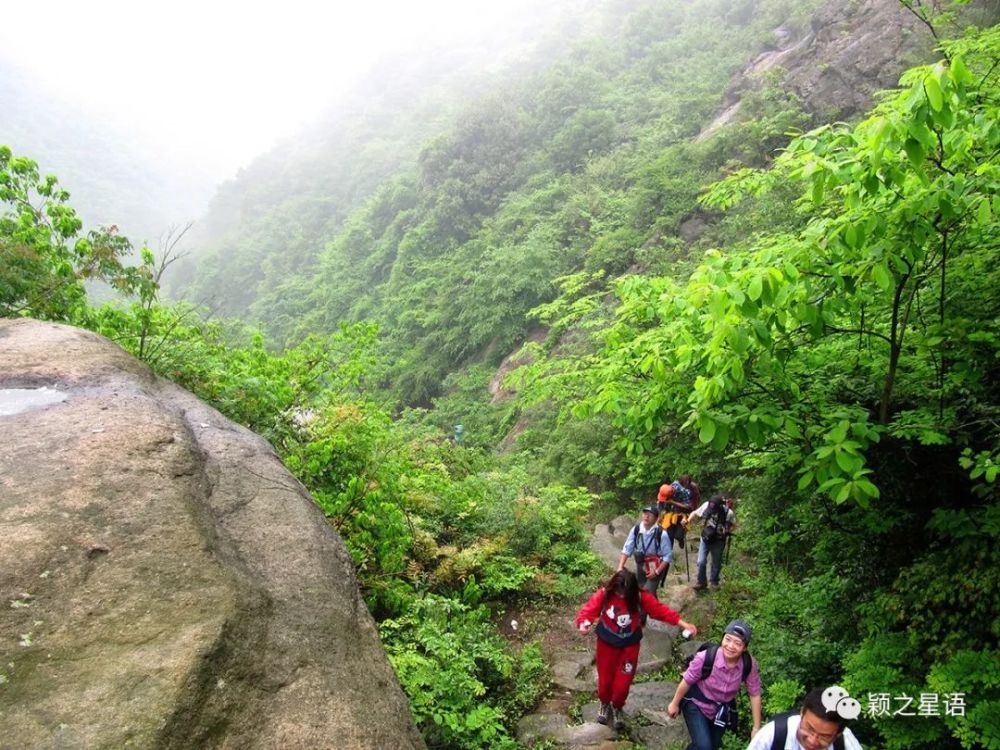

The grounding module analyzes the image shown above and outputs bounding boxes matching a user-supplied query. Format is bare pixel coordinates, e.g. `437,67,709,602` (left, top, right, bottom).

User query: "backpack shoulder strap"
834,735,845,750
700,643,719,681
770,711,796,750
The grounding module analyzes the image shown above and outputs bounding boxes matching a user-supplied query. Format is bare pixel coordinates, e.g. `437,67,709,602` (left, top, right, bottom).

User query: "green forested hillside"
5,1,1000,748
176,0,834,403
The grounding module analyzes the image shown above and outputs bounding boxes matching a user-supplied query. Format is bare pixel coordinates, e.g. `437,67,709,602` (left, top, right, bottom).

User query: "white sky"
0,0,540,179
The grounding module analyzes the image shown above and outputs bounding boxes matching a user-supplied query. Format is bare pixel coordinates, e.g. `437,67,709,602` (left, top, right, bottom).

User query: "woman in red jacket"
576,569,698,730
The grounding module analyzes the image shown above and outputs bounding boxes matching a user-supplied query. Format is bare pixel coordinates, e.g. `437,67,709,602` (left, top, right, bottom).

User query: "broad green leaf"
845,223,858,248
835,449,857,473
873,262,893,291
811,177,825,204
856,480,880,498
785,419,802,439
835,482,852,503
978,197,992,226
797,471,814,490
924,75,944,111
699,419,716,444
949,55,973,84
711,423,730,451
903,138,925,168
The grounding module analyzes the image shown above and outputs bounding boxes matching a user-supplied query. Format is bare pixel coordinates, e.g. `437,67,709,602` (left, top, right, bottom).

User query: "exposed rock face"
778,0,929,119
699,0,930,140
0,319,424,749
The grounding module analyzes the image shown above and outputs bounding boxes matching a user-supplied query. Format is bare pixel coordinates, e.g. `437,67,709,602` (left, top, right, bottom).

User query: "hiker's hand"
578,620,592,635
679,621,697,637
667,700,680,719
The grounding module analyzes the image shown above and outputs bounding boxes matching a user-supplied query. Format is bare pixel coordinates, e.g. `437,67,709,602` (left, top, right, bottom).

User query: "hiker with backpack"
657,482,691,549
684,494,736,590
661,474,699,541
576,569,699,731
667,619,763,750
745,686,862,750
617,505,674,596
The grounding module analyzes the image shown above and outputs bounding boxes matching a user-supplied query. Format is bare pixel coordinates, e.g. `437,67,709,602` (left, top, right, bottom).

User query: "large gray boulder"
0,319,424,749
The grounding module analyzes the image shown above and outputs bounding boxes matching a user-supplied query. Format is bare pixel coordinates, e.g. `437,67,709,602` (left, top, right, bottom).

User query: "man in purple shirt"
667,619,763,750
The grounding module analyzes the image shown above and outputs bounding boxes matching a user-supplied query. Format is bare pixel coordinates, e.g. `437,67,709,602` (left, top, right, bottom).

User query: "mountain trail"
513,516,721,749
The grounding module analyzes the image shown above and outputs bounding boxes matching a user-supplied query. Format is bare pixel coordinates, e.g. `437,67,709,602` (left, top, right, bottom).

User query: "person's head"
657,484,672,502
797,688,848,750
604,569,641,613
721,619,751,660
679,474,692,487
641,505,659,526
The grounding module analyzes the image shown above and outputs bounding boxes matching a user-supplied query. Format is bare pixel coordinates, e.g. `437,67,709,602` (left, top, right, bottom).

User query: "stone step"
516,712,617,748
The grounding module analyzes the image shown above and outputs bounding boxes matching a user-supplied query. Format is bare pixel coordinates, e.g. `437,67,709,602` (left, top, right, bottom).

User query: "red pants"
595,638,641,708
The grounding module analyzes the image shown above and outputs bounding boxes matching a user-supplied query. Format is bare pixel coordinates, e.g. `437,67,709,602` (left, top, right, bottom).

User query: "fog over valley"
0,0,565,244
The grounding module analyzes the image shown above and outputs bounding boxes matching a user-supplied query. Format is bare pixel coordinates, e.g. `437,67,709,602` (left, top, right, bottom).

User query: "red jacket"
576,588,681,646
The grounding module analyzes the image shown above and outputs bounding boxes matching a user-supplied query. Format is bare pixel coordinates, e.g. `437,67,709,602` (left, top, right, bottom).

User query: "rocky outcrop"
0,319,424,749
699,0,930,140
777,0,929,119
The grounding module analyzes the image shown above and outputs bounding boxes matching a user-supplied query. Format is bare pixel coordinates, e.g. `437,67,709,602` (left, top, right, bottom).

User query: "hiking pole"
684,532,690,582
725,534,733,565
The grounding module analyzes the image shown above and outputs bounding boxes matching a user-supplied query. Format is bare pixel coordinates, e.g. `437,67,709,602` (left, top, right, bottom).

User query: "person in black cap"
667,618,763,749
617,505,673,596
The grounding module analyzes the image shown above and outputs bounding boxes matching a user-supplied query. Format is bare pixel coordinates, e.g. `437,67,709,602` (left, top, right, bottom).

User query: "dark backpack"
670,480,692,508
770,710,845,750
701,500,730,543
682,642,752,733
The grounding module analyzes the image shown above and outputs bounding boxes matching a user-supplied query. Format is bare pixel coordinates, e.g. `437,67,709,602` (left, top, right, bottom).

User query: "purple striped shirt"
683,647,762,719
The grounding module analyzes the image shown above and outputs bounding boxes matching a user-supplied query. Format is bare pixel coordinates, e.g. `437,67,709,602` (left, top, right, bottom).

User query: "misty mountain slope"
0,60,213,248
175,0,940,405
168,0,588,309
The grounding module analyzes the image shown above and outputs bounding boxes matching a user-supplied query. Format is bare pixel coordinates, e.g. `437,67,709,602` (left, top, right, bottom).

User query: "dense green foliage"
176,0,825,405
519,21,1000,750
6,1,1000,748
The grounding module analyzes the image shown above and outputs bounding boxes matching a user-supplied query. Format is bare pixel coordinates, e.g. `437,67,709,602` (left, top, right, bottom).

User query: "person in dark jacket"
576,569,698,730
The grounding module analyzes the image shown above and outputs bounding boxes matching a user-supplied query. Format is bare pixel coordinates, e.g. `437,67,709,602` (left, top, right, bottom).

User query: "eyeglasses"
798,715,839,746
